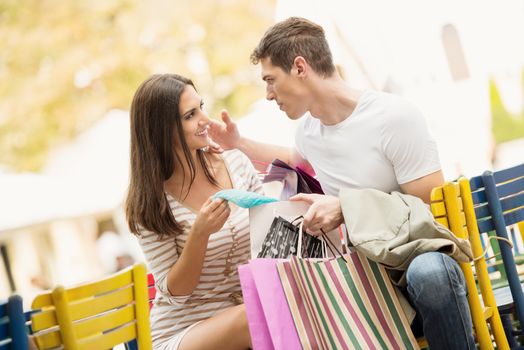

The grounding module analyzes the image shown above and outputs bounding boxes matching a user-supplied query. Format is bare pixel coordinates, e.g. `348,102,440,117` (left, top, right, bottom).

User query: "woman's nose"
199,115,210,126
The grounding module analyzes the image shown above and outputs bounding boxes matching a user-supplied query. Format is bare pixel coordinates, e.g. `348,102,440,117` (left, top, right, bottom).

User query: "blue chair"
0,295,29,350
470,162,524,345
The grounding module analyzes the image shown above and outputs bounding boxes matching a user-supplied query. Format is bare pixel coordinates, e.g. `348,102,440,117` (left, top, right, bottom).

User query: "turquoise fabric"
212,189,278,208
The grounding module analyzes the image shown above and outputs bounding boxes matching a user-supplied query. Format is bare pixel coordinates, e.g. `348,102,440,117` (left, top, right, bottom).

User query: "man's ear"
293,56,308,77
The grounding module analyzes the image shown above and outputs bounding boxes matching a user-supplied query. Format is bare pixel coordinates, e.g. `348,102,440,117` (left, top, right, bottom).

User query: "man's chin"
286,111,304,120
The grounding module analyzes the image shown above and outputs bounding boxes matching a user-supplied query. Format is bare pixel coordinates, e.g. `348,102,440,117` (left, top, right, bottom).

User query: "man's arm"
292,170,445,234
208,110,310,172
399,170,444,204
237,139,295,172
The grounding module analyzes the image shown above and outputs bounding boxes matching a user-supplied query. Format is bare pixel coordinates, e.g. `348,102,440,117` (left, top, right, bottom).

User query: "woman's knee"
232,304,252,347
179,305,251,350
233,304,249,330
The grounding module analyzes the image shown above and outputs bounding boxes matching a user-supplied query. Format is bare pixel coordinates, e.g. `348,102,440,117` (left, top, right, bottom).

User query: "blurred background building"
0,0,523,305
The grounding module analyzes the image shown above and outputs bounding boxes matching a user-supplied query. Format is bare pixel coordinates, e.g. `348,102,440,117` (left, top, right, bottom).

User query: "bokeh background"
0,0,523,306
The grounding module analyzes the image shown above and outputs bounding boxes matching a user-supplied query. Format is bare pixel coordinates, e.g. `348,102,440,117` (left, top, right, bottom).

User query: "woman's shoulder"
222,149,251,167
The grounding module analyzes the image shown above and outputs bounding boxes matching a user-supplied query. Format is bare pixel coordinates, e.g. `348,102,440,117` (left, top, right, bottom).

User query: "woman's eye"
184,113,193,120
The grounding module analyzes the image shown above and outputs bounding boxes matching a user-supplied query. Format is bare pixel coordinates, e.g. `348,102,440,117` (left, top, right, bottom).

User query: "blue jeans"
405,252,475,350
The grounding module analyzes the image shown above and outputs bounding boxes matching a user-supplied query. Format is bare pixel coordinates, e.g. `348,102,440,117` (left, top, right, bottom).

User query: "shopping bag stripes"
276,253,418,350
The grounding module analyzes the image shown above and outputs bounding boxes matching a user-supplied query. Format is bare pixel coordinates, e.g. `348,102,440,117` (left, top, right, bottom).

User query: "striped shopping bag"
276,253,419,350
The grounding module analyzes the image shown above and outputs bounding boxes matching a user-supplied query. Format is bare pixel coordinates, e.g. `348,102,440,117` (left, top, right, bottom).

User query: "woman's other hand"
192,197,231,237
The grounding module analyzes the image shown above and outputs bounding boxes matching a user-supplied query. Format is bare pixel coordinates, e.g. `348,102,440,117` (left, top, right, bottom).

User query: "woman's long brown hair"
126,74,218,237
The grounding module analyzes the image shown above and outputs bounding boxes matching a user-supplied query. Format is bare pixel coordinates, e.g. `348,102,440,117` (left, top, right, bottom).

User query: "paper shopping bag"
276,253,419,350
238,264,273,350
263,159,323,200
239,259,302,350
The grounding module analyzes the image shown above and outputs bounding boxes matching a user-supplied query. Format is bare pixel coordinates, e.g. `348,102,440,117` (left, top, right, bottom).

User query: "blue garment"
406,252,475,350
212,189,278,208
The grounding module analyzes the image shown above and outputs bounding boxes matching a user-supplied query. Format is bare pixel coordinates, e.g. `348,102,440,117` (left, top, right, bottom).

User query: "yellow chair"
430,180,509,350
519,221,524,253
30,263,152,350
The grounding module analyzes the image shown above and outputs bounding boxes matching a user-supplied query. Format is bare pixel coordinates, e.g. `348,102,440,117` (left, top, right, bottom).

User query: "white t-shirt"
295,90,441,196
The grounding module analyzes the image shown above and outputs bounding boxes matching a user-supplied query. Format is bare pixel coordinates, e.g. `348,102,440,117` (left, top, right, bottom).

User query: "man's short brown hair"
251,17,336,77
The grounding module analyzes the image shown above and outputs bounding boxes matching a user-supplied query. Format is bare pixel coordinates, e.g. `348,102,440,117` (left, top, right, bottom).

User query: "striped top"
137,150,262,348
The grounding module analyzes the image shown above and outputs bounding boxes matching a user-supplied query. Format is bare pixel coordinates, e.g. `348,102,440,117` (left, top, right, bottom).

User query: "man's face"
260,57,308,119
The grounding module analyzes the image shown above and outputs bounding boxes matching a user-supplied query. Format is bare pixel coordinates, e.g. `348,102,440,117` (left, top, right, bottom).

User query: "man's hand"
290,193,344,236
208,110,241,153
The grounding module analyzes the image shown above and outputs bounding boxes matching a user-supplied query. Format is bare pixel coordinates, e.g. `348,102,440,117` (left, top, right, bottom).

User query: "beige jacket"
340,188,473,287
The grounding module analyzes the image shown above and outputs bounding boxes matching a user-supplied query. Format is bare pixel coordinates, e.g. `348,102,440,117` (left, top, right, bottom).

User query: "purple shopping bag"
239,259,301,350
263,159,323,200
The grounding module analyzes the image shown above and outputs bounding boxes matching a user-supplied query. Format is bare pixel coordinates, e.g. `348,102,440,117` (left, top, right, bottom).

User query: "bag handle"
294,216,347,263
320,228,347,263
297,220,305,258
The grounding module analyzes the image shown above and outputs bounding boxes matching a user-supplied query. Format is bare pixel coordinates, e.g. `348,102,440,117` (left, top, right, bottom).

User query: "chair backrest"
470,163,524,234
430,180,508,349
470,164,524,284
469,163,524,335
30,263,152,350
0,295,28,350
430,182,468,237
126,273,157,350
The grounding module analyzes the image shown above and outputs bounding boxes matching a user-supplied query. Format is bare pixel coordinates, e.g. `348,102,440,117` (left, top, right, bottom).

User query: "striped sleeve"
137,222,192,306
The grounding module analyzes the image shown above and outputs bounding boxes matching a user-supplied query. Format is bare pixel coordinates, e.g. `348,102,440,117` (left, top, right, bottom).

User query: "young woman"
126,74,259,350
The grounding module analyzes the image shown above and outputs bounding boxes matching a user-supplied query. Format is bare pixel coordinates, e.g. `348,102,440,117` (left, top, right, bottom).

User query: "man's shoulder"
367,91,423,124
365,90,416,110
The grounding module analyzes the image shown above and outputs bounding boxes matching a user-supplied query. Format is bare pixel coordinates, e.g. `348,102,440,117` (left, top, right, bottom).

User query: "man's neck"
308,76,363,126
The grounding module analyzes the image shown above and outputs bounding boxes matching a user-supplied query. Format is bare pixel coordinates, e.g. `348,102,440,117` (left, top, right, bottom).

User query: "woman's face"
177,85,211,151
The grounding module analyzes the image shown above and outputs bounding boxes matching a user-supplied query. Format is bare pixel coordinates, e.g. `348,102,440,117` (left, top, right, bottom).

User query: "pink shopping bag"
239,259,301,350
238,265,272,349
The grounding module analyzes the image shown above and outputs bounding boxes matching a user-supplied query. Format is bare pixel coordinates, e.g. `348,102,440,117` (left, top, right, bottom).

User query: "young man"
209,17,474,349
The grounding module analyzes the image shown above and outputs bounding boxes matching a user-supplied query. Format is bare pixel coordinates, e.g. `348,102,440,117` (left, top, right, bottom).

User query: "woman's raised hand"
192,197,231,237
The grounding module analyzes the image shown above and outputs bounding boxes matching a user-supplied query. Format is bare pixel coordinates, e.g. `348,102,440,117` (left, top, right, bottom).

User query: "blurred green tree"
0,0,274,171
490,69,524,144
